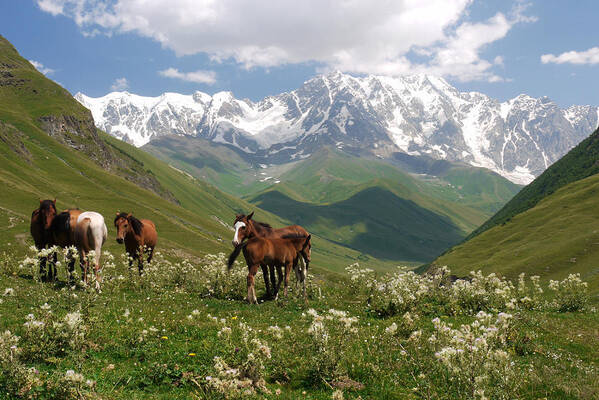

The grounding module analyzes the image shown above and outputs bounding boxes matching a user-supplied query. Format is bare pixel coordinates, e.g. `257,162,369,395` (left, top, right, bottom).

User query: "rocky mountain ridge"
75,72,599,184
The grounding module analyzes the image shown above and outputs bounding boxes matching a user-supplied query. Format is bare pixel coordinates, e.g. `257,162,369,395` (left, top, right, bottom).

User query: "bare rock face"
38,111,179,205
75,72,599,185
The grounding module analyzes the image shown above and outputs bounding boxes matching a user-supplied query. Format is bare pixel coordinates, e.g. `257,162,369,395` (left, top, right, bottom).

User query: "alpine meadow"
1,1,599,399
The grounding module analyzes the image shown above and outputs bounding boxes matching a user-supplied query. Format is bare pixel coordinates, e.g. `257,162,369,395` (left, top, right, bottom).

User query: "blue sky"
1,0,598,107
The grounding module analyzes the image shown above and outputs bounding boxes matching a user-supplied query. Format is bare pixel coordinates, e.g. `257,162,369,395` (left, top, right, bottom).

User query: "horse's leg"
94,243,102,290
261,264,271,299
293,257,301,290
269,265,277,298
137,247,144,276
39,249,47,282
273,265,283,299
283,261,292,297
67,253,75,285
79,250,87,284
146,246,154,264
50,251,58,281
247,264,259,304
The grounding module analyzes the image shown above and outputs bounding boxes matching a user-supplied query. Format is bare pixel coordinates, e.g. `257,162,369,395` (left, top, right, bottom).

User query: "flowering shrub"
432,312,518,399
344,263,375,294
0,330,96,398
20,304,87,361
204,314,275,397
305,308,358,383
355,266,591,316
548,273,589,312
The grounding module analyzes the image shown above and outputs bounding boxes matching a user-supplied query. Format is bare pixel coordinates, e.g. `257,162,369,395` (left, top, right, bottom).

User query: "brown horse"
114,212,157,275
232,212,311,298
30,199,58,281
30,199,81,281
228,234,311,304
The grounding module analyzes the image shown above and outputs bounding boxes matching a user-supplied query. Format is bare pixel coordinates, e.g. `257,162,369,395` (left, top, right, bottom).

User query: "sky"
1,0,598,107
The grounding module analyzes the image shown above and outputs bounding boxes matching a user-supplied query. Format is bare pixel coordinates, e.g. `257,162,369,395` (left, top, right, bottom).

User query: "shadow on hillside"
250,187,465,262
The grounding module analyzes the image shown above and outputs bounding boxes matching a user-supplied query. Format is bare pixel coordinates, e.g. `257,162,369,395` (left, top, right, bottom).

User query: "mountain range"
75,72,599,185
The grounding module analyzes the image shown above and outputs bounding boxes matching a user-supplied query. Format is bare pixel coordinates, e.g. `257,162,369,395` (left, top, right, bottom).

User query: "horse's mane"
254,221,273,232
115,212,143,235
51,211,71,233
236,213,273,234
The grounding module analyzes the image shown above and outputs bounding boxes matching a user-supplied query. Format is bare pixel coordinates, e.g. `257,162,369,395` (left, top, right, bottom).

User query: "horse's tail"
227,243,246,271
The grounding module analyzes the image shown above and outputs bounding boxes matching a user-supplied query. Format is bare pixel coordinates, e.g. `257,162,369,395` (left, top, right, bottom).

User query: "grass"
0,249,597,399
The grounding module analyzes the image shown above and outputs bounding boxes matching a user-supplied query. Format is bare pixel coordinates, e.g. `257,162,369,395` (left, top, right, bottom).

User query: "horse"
232,212,312,298
114,212,157,275
227,234,311,304
30,199,58,281
50,208,82,282
30,199,81,282
74,211,108,288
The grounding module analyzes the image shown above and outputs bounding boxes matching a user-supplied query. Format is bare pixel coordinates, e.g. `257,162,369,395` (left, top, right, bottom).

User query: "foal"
228,234,311,304
232,212,311,298
114,212,157,275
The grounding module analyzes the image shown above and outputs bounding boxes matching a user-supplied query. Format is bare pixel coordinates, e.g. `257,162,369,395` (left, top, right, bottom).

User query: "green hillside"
145,136,520,262
0,35,396,273
433,172,599,292
468,126,599,238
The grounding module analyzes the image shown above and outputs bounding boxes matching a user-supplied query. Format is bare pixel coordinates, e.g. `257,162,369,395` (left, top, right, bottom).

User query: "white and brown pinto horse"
74,211,108,288
114,212,157,275
231,212,312,299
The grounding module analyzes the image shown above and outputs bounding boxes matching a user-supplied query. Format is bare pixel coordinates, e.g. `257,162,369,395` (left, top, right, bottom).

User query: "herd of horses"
30,200,312,303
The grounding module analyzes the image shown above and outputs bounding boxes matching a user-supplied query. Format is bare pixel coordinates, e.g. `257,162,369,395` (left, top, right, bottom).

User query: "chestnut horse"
74,211,108,288
227,234,311,304
114,212,157,275
232,212,311,298
30,199,81,281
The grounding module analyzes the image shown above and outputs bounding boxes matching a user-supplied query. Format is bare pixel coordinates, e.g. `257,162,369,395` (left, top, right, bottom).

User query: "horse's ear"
53,198,56,204
39,199,42,205
247,211,254,220
127,213,132,218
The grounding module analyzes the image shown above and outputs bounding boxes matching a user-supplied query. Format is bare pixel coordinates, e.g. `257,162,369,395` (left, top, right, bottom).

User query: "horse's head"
301,235,312,263
232,211,255,247
114,212,131,244
38,199,57,230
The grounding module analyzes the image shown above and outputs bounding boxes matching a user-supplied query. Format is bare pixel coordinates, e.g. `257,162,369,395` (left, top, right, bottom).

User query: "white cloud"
110,77,129,91
29,60,56,75
159,68,216,85
36,0,535,82
541,47,599,65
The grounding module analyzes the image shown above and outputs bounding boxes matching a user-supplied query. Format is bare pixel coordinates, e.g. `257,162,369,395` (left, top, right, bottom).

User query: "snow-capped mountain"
75,72,599,184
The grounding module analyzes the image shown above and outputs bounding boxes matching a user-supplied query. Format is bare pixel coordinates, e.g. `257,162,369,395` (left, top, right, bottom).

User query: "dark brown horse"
227,234,311,304
232,212,311,298
30,199,81,281
114,212,157,275
30,199,58,281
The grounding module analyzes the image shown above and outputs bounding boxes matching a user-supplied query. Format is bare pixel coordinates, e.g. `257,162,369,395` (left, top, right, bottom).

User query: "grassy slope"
434,173,599,292
468,127,599,239
0,35,397,273
247,149,520,262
